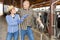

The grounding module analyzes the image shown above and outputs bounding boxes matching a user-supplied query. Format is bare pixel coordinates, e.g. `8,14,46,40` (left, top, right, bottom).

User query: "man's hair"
23,0,29,3
23,0,30,4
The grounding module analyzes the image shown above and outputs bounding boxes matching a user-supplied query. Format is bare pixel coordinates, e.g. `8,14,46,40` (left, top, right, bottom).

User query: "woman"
6,5,28,40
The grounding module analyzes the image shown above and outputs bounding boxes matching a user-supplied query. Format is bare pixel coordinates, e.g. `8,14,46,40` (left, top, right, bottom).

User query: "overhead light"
0,2,3,16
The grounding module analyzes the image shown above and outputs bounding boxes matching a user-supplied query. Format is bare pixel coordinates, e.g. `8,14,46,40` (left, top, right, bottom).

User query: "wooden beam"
0,0,4,2
20,0,23,8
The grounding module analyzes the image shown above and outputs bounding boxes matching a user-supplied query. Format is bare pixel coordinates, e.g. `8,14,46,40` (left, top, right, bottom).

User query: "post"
49,0,60,40
19,0,23,40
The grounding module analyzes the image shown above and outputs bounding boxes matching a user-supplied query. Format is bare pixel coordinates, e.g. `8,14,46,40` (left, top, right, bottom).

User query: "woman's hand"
21,14,29,20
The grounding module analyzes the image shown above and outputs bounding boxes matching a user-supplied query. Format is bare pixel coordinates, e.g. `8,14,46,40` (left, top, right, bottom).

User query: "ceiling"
4,0,49,4
4,0,60,8
0,0,3,2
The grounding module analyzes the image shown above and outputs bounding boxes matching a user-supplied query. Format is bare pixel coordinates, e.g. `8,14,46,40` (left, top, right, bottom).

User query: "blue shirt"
6,14,23,33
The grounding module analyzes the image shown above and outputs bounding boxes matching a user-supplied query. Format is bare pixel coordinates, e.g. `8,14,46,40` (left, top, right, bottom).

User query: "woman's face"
11,7,16,14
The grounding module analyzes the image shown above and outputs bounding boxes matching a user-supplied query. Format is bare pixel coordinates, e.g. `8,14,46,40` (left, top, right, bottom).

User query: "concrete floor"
0,16,52,40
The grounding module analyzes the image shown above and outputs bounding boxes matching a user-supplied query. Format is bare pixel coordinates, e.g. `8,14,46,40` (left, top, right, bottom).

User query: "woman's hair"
8,11,11,15
7,9,12,15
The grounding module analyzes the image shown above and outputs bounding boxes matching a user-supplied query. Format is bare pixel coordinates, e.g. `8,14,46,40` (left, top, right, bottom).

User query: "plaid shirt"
18,8,38,30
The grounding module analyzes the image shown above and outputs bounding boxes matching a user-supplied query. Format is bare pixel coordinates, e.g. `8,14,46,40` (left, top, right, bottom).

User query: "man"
18,0,44,40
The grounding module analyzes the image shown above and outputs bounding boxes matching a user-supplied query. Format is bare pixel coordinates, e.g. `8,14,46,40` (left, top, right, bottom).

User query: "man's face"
23,1,30,9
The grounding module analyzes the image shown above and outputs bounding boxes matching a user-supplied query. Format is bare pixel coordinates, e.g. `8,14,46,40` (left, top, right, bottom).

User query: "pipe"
30,1,50,8
51,0,60,14
50,0,60,39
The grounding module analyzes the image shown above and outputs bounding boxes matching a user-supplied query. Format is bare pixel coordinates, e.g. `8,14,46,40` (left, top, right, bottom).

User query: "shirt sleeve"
17,14,24,24
6,15,18,26
32,10,38,19
17,9,22,17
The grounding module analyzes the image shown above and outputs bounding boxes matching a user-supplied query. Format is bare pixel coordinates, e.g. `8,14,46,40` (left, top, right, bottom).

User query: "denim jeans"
6,31,19,40
21,26,34,40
